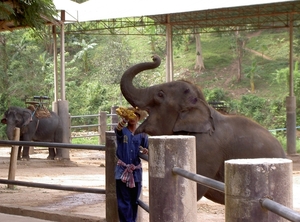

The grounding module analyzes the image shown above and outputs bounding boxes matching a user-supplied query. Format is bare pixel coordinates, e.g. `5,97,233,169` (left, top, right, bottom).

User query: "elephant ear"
1,110,10,124
173,100,215,134
1,118,7,124
21,110,32,127
16,110,32,127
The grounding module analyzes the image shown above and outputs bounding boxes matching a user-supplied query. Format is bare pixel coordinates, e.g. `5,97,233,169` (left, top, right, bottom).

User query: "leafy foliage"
203,88,229,102
0,26,299,153
273,61,300,124
0,0,57,30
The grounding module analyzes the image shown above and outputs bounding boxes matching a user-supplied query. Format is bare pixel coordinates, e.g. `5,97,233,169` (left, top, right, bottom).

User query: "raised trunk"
120,55,161,108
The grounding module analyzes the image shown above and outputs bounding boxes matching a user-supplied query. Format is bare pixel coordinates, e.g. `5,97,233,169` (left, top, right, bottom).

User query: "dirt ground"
0,147,300,222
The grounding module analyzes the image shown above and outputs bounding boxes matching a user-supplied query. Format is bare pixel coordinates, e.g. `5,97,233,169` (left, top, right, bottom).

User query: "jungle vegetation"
0,20,299,151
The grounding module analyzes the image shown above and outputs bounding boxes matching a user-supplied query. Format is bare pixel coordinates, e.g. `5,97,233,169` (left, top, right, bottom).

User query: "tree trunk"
194,33,205,71
235,30,242,82
0,34,10,107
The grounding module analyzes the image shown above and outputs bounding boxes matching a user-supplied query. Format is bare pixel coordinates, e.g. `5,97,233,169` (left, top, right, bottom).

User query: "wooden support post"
225,158,292,221
8,127,20,189
99,111,107,145
105,131,118,222
149,135,197,222
111,106,118,131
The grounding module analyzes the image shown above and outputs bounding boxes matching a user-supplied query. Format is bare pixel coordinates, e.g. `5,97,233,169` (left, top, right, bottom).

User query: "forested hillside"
0,25,299,147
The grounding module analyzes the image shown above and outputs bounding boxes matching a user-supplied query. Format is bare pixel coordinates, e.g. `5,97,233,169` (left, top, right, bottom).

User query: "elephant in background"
1,106,63,160
120,55,286,205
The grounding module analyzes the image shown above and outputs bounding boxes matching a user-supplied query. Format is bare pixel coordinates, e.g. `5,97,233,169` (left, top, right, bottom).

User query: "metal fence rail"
172,167,225,193
137,199,149,213
0,140,105,151
0,179,105,194
260,198,300,222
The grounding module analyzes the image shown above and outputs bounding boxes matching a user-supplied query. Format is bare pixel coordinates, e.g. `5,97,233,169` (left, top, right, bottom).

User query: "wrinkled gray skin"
1,106,63,160
120,55,286,205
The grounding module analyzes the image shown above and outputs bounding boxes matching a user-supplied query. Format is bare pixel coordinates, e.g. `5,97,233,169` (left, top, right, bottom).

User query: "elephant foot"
54,156,63,161
47,155,55,160
21,157,30,161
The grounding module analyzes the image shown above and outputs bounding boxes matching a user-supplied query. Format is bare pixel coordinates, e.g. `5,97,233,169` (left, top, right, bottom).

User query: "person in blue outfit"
115,107,149,222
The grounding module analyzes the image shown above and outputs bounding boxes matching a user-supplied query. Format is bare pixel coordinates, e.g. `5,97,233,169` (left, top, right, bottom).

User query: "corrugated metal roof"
59,0,294,22
1,0,300,32
54,0,300,33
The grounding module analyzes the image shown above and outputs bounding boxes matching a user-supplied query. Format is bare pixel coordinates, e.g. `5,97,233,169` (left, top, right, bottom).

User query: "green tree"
71,39,97,73
244,60,260,92
273,61,300,123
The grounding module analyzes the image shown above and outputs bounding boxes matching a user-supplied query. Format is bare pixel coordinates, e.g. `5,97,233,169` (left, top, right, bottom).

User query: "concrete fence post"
149,135,197,222
225,158,293,221
105,131,118,222
57,100,70,159
99,111,107,145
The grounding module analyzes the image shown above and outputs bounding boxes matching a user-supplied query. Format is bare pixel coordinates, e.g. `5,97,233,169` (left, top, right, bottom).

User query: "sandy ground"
0,147,299,221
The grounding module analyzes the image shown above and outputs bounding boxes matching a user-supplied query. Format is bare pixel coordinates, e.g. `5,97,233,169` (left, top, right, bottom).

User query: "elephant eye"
184,88,190,94
158,90,164,97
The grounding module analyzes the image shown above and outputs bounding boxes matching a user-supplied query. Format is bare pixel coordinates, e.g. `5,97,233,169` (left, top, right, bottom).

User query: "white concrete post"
149,135,197,222
225,158,292,221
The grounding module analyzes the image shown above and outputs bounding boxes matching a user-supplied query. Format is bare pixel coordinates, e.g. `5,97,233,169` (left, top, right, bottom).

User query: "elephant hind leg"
54,148,63,160
48,148,63,160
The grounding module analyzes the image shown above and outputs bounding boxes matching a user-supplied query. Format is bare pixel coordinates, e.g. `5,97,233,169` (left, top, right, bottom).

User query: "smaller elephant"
1,106,63,160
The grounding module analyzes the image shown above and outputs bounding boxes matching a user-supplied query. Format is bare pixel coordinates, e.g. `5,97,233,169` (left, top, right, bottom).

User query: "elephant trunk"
6,124,15,140
120,55,161,108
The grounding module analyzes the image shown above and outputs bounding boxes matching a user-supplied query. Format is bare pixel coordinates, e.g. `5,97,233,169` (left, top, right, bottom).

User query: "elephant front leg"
17,146,22,160
21,146,30,160
47,147,55,160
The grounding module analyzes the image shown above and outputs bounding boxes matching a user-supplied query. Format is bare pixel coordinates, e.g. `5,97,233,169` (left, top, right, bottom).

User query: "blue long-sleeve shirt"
114,127,148,182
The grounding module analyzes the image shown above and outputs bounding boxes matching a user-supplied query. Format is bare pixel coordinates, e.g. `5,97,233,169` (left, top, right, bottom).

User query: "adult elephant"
120,55,286,205
1,106,63,160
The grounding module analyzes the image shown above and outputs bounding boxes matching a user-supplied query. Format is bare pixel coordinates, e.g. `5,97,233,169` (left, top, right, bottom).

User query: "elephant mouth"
134,119,151,135
136,113,150,135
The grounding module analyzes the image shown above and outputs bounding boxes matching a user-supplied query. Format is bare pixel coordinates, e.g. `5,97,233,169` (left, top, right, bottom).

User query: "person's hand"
116,118,128,131
139,146,148,154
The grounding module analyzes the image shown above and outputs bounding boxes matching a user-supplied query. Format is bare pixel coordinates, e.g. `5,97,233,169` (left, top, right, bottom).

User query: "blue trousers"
116,179,142,222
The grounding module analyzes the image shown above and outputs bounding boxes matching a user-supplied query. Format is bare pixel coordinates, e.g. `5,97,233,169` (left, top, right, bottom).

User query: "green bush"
229,94,286,129
203,88,229,102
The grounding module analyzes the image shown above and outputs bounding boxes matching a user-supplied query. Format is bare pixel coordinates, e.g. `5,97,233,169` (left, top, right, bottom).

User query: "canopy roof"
53,0,300,33
1,0,300,32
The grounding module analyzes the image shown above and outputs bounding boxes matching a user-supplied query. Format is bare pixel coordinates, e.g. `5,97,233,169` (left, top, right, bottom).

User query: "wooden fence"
70,106,118,145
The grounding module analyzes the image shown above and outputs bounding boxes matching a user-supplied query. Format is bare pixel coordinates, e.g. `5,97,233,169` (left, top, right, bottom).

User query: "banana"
116,107,137,120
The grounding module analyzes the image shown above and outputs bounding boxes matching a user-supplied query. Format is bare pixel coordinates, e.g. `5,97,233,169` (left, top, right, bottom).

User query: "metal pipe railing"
0,140,105,151
0,179,105,194
172,167,225,193
137,199,149,213
260,198,300,222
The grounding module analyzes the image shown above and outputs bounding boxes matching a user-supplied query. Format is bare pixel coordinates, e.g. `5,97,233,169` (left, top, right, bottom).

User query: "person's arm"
139,133,149,154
